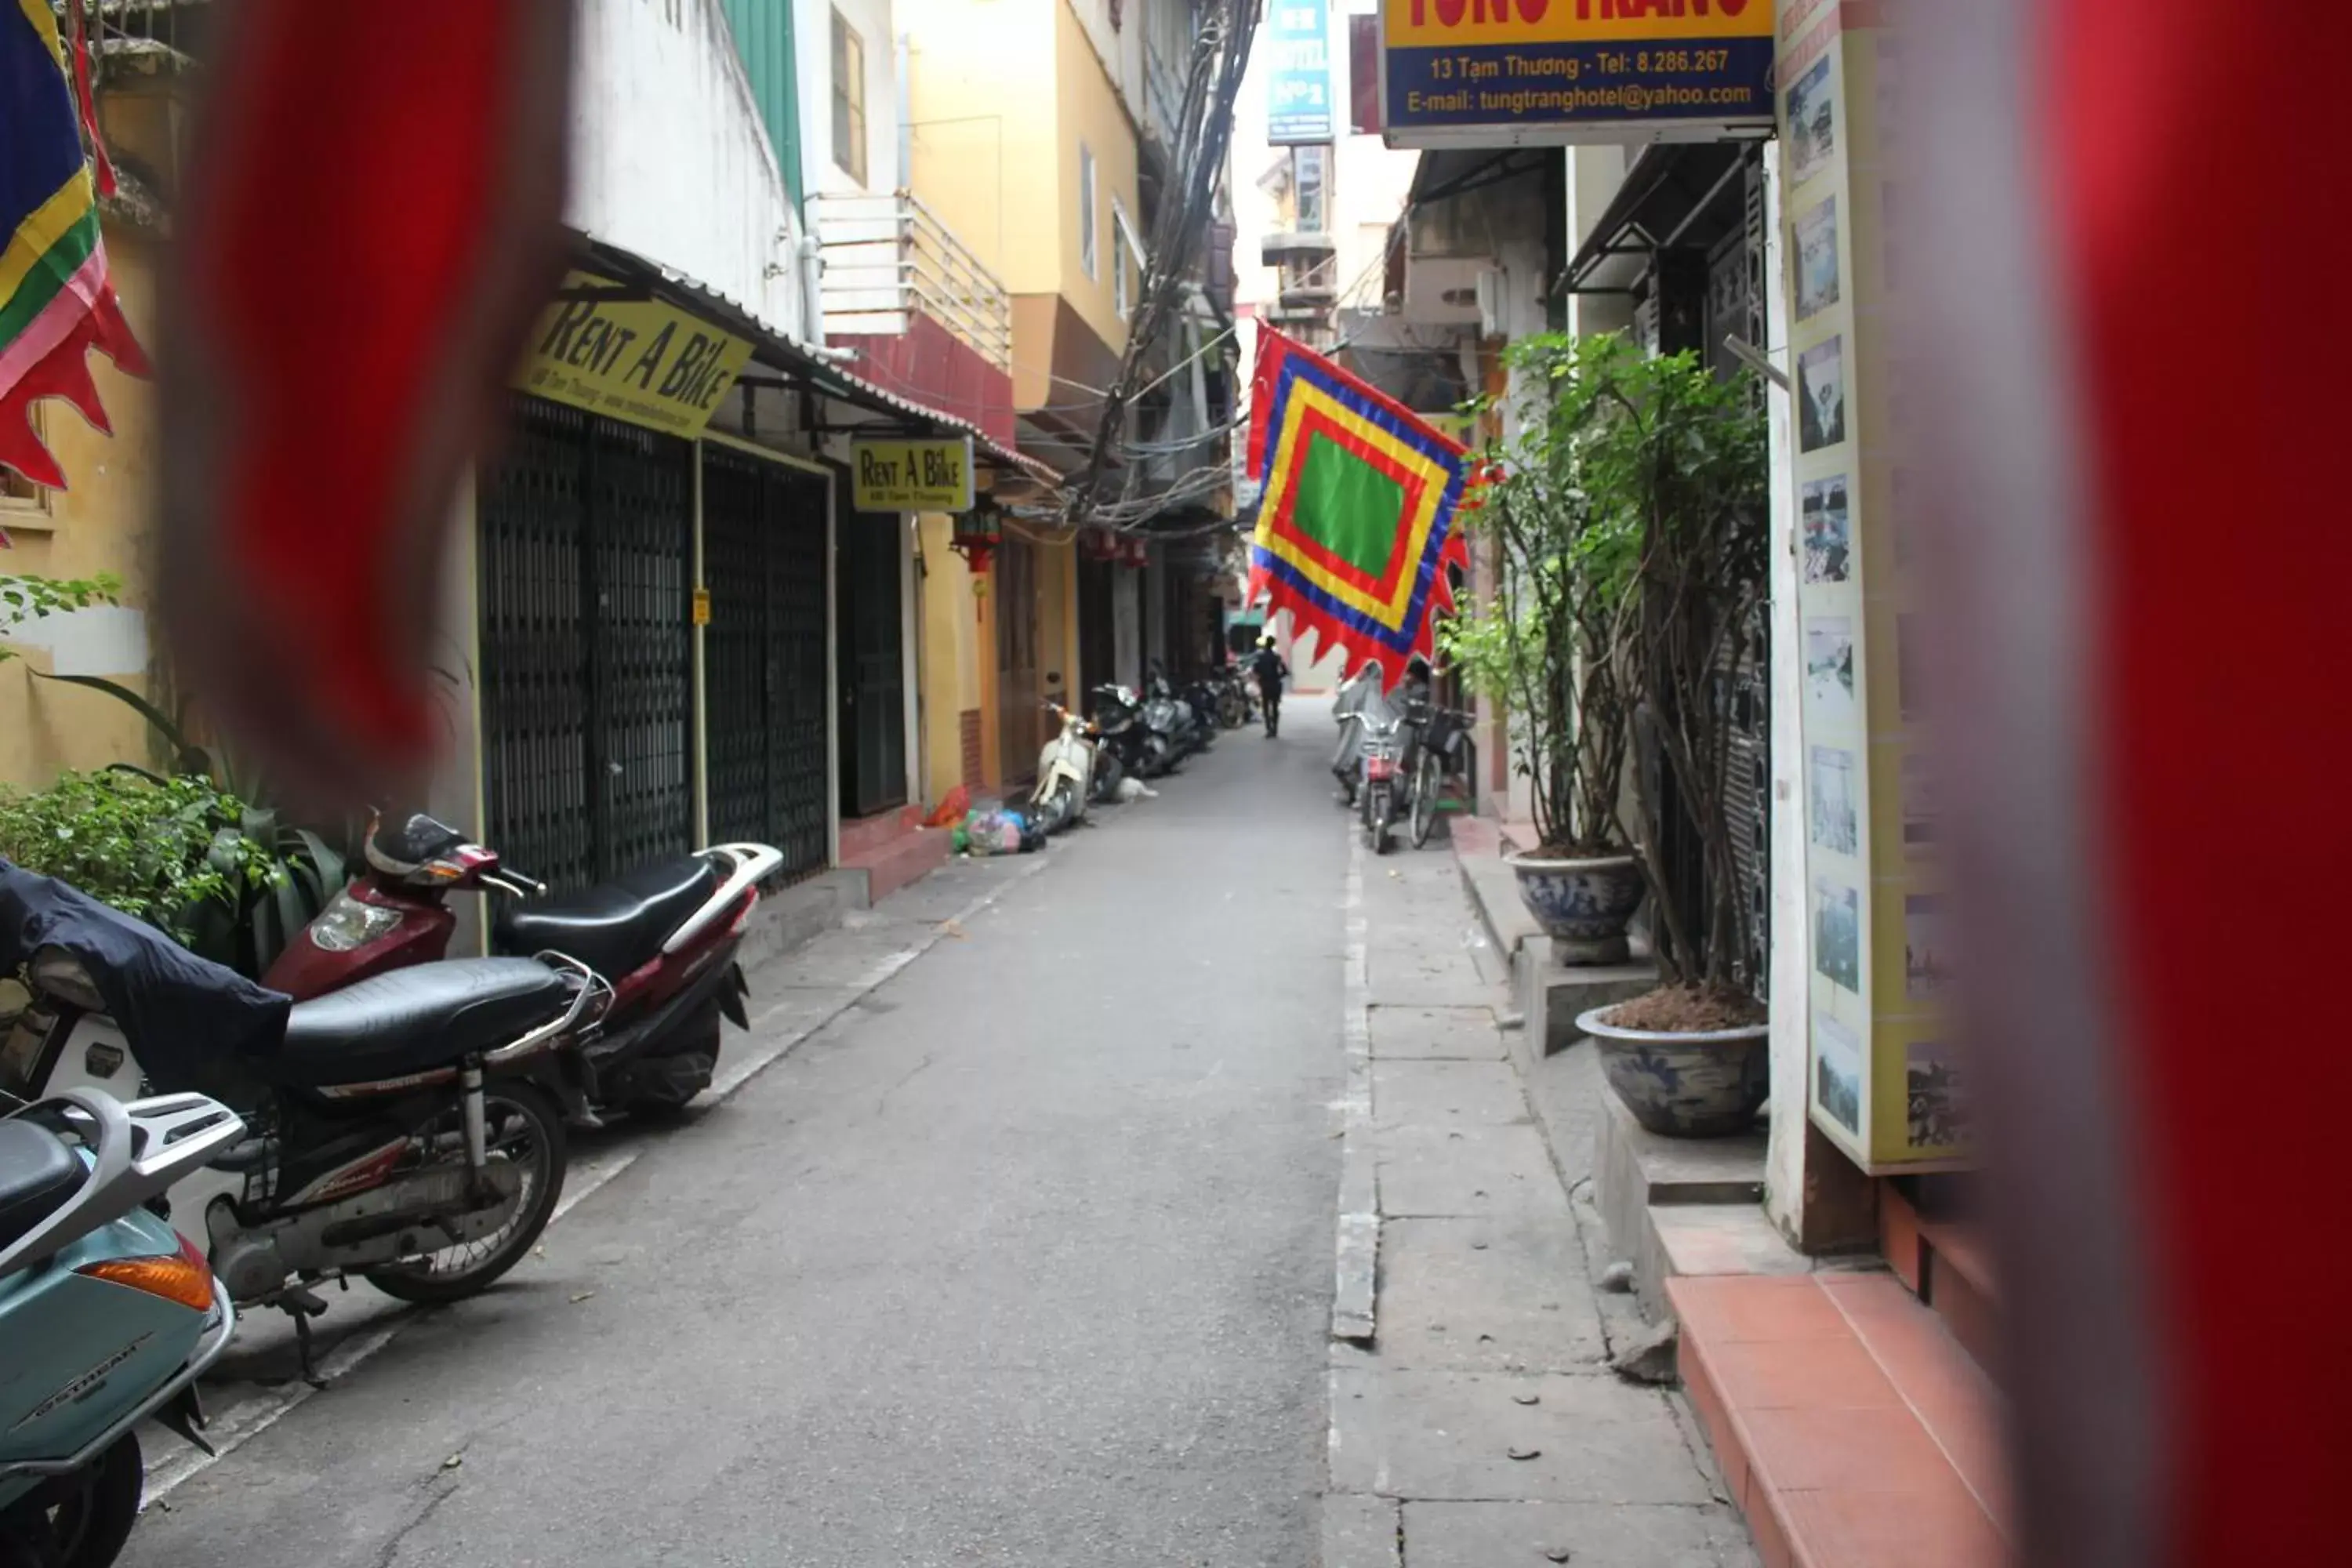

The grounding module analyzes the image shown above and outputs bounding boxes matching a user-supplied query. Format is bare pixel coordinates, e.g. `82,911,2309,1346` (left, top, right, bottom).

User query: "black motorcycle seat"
492,855,720,980
0,1119,85,1250
273,959,575,1087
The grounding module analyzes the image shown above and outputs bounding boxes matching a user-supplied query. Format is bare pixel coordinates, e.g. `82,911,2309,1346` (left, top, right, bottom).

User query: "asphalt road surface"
125,705,1348,1568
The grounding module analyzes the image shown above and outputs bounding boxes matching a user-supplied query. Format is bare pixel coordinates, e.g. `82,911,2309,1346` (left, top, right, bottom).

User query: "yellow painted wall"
916,511,985,806
902,0,1060,288
1034,533,1081,710
0,227,166,791
902,0,1137,349
1051,0,1138,357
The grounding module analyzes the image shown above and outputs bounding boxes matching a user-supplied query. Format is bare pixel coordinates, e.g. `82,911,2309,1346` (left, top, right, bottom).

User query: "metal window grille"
702,447,833,881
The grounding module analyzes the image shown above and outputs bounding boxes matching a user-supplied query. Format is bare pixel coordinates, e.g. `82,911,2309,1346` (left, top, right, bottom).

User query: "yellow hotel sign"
517,271,753,439
851,437,975,513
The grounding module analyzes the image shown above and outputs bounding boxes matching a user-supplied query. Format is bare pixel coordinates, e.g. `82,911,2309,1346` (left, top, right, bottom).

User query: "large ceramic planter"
1505,851,1644,964
1578,1007,1769,1138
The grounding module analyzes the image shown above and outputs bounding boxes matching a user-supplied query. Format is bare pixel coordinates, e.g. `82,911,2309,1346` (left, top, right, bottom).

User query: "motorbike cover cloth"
0,860,292,1093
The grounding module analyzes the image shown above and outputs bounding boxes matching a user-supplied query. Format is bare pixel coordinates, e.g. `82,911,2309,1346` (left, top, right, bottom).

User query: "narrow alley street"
121,719,1349,1568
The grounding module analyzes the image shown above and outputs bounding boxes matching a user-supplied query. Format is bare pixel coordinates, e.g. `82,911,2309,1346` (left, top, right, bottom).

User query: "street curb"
1331,832,1379,1346
141,855,1051,1508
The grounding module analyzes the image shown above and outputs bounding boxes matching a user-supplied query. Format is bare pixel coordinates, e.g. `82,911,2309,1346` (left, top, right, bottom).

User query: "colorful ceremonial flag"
0,0,150,488
1244,329,1473,688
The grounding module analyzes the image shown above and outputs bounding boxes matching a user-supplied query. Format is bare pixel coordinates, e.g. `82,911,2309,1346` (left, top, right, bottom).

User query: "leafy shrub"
0,769,347,979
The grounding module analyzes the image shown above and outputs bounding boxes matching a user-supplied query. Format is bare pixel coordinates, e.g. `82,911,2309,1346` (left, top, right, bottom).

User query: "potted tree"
1444,334,1644,963
1561,337,1775,1138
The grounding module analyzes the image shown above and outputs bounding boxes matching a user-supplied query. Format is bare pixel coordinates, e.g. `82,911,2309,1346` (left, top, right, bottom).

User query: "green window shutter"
717,0,805,212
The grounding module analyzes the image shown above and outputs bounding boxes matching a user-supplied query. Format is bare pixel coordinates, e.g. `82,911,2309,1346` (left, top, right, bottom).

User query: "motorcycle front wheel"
0,1432,141,1568
1040,777,1079,833
366,1082,568,1305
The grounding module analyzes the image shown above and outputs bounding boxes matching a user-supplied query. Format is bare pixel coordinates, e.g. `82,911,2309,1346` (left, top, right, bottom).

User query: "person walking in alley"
1247,634,1290,737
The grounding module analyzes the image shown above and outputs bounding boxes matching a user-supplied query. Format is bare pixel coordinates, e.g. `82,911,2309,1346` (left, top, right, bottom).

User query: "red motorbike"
263,814,783,1122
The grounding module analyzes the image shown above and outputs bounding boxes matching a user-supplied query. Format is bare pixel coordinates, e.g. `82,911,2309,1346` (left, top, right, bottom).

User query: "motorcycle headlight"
307,889,408,953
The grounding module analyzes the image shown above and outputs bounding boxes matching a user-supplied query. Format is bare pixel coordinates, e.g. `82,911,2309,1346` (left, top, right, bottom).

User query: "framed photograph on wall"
1799,337,1846,452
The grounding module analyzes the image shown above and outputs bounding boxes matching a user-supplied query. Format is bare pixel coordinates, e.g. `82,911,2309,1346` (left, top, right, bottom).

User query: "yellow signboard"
517,271,752,439
851,437,975,514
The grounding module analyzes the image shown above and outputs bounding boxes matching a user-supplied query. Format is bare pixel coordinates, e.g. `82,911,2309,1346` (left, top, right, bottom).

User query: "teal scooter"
0,1089,244,1567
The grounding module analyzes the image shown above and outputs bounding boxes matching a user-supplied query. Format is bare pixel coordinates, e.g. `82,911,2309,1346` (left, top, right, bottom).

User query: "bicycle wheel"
1410,751,1441,848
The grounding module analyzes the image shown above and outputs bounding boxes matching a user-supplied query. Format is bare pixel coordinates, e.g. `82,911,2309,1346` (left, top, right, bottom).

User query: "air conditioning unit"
1475,268,1507,339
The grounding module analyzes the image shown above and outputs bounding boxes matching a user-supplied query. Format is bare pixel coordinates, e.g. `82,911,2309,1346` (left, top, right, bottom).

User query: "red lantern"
950,506,1001,575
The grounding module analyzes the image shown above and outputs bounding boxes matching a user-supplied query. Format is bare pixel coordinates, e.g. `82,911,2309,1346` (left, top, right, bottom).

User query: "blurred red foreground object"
1909,2,2352,1566
158,0,575,812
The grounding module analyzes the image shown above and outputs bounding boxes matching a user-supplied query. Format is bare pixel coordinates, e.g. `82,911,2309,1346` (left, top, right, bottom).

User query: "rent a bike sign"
1380,0,1775,147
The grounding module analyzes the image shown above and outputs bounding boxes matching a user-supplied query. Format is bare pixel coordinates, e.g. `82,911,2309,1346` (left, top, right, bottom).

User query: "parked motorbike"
1144,666,1211,757
1087,684,1145,799
1345,710,1412,856
1029,702,1098,833
4,866,597,1374
1184,673,1232,737
1,1089,245,1568
1101,682,1180,779
1212,666,1251,730
263,816,784,1121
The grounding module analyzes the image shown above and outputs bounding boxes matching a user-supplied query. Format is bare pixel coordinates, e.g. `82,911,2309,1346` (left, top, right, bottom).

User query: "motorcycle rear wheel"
621,1002,723,1120
0,1432,141,1568
1366,784,1392,854
365,1082,568,1305
1092,750,1125,803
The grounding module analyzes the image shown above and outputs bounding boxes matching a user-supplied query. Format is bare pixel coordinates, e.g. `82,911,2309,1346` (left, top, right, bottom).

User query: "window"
1,408,49,516
1112,198,1142,319
1291,144,1328,233
831,10,867,185
1079,142,1098,280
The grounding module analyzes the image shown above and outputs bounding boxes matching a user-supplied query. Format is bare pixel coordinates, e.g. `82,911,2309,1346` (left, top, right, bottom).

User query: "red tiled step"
837,807,947,904
837,804,924,865
1670,1274,2009,1568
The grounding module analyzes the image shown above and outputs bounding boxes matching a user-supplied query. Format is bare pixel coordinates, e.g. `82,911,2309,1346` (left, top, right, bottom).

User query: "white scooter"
1028,702,1098,834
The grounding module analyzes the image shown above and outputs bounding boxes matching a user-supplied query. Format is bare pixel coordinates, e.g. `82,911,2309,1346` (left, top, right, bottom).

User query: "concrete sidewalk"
1323,837,1759,1567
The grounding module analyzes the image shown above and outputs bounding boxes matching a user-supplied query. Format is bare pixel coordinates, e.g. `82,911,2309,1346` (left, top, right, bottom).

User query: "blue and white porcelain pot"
1504,851,1645,964
1577,1007,1769,1138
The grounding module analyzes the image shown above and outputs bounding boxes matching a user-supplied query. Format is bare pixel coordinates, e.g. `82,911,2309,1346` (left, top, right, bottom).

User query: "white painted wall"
567,0,813,341
1113,566,1142,689
1759,142,1812,1240
797,0,900,198
1229,1,1418,326
1142,556,1167,673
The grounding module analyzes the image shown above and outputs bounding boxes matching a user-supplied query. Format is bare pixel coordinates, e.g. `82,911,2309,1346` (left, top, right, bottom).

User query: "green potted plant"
4,570,353,978
1443,333,1644,963
1559,336,1774,1138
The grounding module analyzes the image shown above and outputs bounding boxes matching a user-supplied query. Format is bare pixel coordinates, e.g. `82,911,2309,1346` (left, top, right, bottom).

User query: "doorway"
995,533,1041,785
835,479,910,820
477,396,694,892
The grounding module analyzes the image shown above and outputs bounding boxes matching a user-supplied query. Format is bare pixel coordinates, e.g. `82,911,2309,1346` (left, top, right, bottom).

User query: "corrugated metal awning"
575,234,1063,488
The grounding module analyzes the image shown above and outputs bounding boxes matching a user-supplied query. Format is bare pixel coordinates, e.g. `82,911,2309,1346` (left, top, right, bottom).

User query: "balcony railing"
811,191,1011,372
